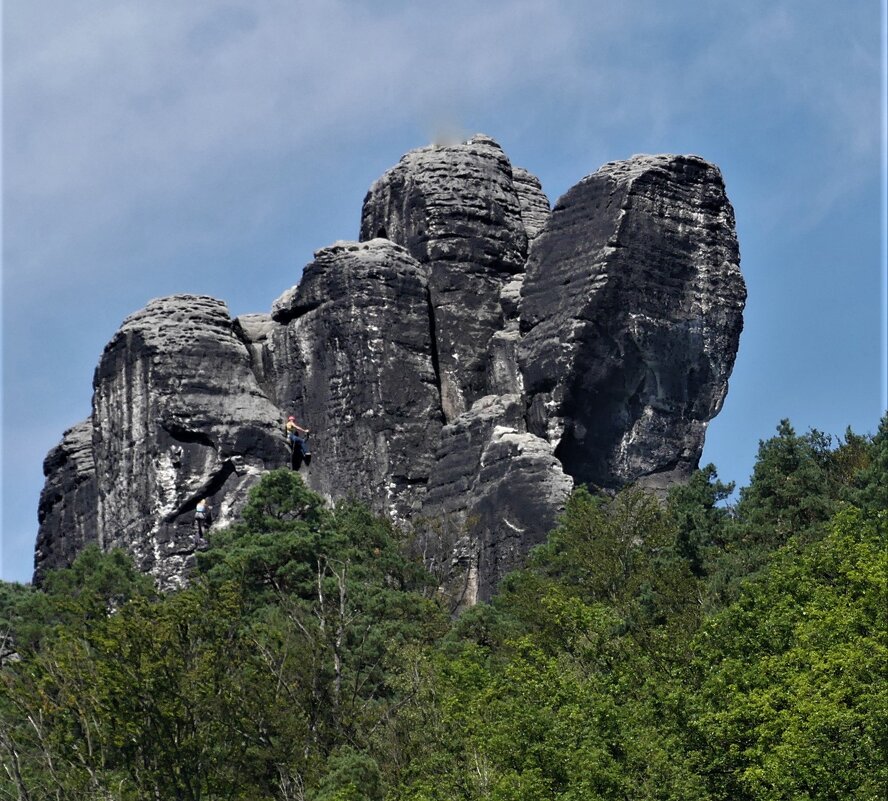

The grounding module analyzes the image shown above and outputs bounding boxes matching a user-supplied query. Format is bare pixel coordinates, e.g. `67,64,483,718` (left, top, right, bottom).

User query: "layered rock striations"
41,296,290,587
421,395,572,605
264,239,442,520
36,421,99,573
35,136,745,598
359,135,529,421
519,155,745,492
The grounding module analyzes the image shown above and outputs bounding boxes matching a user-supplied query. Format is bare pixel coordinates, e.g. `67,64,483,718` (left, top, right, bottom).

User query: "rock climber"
285,416,312,466
194,497,210,543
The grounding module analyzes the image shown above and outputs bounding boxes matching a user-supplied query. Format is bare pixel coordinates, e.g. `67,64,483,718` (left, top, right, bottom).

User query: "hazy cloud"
3,0,883,582
6,1,878,283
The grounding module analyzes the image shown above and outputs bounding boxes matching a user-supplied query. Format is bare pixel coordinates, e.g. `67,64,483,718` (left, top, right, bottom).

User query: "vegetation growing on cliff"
1,417,885,800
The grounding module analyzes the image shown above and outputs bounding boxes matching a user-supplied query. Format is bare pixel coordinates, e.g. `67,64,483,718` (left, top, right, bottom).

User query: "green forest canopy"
1,417,885,800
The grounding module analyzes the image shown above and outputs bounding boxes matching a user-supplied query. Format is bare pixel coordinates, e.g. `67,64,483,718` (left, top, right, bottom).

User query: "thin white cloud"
5,1,582,280
2,0,883,584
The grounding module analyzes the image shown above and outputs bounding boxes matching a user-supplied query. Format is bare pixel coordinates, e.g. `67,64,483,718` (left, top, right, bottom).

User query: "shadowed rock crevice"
270,295,324,325
160,420,216,450
162,460,237,523
425,287,443,403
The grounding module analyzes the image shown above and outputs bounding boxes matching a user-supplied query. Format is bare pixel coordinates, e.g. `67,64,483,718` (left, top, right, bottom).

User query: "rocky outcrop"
421,395,572,605
519,154,745,491
512,166,550,242
264,239,442,520
35,420,99,577
35,136,745,597
88,295,287,588
359,135,530,421
233,312,277,390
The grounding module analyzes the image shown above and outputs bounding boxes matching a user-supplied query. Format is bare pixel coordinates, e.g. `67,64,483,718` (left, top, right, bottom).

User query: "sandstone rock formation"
263,239,442,521
35,136,745,599
36,421,98,573
421,394,572,605
359,135,528,421
37,296,288,588
519,155,745,492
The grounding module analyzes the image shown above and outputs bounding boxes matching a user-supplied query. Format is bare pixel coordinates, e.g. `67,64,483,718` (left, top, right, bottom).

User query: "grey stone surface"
519,154,746,490
35,420,98,582
233,312,277,393
359,135,529,421
423,395,527,522
486,328,524,397
512,166,550,242
265,239,443,521
35,137,745,601
421,394,572,604
471,427,572,599
36,295,288,588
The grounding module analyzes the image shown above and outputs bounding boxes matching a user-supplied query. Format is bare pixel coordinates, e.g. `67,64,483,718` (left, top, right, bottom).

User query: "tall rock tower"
36,136,745,599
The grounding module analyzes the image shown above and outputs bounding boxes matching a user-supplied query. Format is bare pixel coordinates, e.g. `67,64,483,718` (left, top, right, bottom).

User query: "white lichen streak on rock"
153,451,180,521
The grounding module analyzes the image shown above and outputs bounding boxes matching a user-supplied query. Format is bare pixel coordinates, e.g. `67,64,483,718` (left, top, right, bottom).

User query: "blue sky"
3,1,885,583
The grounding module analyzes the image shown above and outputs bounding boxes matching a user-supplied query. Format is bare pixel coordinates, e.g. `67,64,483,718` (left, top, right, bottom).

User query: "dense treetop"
2,416,885,800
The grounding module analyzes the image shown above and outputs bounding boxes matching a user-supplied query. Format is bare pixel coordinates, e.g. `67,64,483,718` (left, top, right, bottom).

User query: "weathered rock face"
35,136,745,597
519,155,745,491
512,166,550,242
421,394,572,605
359,135,530,421
264,239,442,520
35,420,98,577
88,295,287,588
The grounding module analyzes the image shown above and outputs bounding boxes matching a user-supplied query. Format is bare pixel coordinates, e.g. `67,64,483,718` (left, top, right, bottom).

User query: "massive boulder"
88,295,287,588
263,239,442,520
34,136,745,596
359,135,530,421
519,154,745,492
